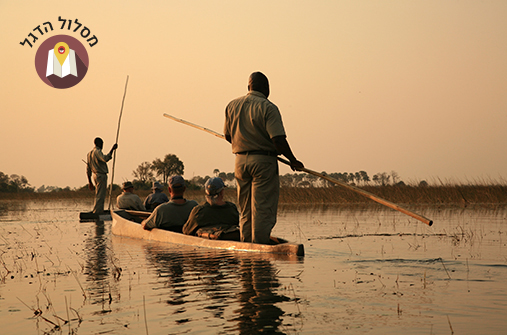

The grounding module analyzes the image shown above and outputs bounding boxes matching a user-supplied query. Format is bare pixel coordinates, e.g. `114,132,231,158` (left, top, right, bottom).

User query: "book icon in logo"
35,35,89,89
46,42,77,78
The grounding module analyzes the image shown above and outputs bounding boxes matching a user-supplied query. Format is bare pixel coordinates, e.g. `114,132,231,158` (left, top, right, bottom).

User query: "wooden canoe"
111,210,304,256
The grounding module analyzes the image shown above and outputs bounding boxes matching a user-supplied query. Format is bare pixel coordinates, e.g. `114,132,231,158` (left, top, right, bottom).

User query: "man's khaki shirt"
87,147,112,176
116,192,146,211
224,91,286,154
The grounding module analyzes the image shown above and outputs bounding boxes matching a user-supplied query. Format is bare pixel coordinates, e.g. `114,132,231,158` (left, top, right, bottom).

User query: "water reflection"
83,221,119,310
230,258,290,334
0,200,29,220
144,244,297,334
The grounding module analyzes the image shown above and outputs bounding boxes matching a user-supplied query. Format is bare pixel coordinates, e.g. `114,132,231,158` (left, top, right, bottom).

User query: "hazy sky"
1,1,506,189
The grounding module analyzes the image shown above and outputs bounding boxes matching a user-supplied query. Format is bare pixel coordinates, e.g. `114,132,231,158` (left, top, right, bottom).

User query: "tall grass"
2,185,507,206
278,185,507,206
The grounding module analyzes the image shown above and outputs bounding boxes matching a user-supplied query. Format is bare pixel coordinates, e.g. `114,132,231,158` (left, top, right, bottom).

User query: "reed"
2,184,507,206
277,185,507,206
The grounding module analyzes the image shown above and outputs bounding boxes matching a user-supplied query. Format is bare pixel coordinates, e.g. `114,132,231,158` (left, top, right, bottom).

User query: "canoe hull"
111,210,304,256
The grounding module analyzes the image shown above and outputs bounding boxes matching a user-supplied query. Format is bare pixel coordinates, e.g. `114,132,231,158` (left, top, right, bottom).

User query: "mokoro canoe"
111,210,305,256
79,211,112,221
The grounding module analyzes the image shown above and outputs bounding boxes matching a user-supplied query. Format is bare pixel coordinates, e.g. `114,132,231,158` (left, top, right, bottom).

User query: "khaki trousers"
235,154,279,244
93,173,108,213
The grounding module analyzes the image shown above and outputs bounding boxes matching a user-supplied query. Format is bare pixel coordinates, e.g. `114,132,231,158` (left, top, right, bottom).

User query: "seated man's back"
182,177,239,240
117,181,146,211
144,181,169,211
142,199,198,232
182,201,239,236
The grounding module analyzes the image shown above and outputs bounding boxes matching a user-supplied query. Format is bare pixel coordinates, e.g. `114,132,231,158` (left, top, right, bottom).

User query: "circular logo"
35,35,89,89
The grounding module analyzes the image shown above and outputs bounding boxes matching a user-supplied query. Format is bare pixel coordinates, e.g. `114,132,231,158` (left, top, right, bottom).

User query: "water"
0,199,506,334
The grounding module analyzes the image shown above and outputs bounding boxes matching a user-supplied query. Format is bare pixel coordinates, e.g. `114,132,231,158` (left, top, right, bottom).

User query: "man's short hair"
248,72,270,97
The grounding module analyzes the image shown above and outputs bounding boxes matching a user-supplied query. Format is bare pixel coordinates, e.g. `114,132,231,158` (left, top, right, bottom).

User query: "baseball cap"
205,177,225,196
169,175,185,189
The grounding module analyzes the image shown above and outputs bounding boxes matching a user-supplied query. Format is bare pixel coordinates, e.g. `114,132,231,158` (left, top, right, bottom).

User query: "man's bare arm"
272,135,304,171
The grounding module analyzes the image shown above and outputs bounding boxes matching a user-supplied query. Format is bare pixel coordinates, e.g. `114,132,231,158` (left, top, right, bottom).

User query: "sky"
1,0,506,189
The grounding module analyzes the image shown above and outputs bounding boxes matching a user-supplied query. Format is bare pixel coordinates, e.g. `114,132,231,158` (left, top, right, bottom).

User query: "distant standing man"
224,72,304,244
86,137,118,214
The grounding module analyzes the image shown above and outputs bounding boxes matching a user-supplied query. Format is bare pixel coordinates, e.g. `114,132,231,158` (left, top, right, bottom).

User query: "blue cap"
169,175,185,188
205,177,225,196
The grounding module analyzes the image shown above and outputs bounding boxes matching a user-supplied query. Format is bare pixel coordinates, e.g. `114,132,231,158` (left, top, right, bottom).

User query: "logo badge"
35,35,89,89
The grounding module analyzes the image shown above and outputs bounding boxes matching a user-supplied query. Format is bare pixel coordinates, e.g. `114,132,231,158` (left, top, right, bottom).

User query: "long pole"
108,75,129,210
162,113,433,226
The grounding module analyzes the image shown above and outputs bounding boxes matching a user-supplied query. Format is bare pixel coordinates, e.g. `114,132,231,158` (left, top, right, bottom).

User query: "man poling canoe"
224,72,305,244
163,112,433,227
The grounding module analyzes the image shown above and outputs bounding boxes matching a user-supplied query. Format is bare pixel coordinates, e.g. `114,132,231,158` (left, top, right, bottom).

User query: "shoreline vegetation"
3,167,507,207
2,185,507,207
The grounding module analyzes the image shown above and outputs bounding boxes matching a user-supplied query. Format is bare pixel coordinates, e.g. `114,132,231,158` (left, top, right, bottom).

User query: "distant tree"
151,154,184,185
419,180,429,187
0,172,33,193
133,161,154,183
359,171,370,185
373,172,391,186
190,176,206,188
354,172,361,185
391,171,400,185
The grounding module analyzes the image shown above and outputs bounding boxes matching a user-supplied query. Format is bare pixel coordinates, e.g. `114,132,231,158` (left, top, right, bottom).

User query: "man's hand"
141,220,152,231
272,136,304,171
290,159,305,171
112,143,118,151
88,182,95,191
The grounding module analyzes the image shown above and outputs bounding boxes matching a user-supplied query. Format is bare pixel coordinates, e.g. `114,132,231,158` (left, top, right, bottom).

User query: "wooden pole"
162,113,433,226
108,75,129,210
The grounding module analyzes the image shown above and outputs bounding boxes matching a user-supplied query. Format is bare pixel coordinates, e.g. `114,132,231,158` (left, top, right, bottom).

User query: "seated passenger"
182,177,239,240
142,175,198,232
116,181,146,211
144,181,169,211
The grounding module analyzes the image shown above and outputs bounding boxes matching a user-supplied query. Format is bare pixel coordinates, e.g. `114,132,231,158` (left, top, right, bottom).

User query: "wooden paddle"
108,75,129,210
163,113,433,226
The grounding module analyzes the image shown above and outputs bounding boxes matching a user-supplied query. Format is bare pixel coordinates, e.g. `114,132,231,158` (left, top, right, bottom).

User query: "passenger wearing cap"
224,72,304,244
116,181,146,211
182,177,239,240
143,181,169,211
142,175,198,232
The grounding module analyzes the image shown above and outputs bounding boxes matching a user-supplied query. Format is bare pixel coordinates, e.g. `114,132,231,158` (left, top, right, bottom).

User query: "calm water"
0,199,506,334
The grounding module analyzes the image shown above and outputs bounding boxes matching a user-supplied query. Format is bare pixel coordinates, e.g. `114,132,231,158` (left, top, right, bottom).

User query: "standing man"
224,72,304,244
86,137,118,214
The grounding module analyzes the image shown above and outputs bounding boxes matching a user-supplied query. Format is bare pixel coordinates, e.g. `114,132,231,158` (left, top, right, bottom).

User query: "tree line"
131,154,413,189
0,172,34,193
0,154,421,194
